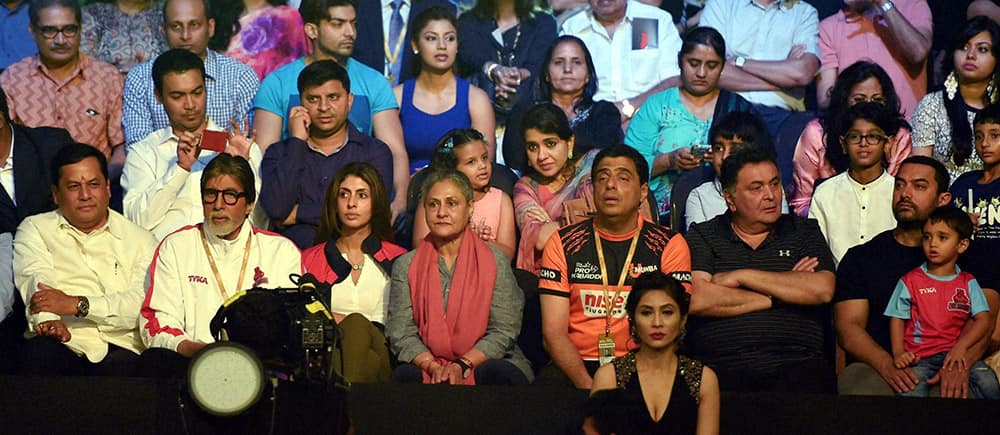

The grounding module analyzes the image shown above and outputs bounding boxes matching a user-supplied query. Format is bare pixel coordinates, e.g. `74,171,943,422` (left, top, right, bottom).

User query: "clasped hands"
425,360,467,385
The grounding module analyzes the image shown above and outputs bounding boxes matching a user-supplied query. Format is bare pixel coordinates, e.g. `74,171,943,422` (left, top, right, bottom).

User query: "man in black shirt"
686,147,836,393
835,156,999,398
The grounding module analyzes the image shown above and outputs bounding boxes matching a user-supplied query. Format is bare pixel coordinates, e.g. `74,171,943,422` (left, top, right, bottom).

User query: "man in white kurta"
15,143,157,376
139,153,301,376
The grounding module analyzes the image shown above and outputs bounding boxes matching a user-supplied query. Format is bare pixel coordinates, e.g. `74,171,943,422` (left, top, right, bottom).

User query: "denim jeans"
901,352,1000,399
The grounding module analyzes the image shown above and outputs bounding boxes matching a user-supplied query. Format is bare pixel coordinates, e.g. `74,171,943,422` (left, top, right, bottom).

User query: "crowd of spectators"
3,0,1000,432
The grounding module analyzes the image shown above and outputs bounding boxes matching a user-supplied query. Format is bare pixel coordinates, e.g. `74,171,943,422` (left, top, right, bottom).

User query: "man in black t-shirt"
687,147,837,393
835,156,1000,398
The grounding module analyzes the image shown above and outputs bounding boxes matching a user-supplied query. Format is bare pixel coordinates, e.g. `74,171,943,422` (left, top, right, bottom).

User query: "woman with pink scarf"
386,170,533,385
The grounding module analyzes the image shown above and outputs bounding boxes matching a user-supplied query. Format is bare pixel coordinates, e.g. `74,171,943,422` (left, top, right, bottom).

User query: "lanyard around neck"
199,226,253,301
594,221,642,335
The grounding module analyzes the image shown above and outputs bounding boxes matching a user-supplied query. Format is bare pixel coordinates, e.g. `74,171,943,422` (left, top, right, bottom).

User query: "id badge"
597,333,616,366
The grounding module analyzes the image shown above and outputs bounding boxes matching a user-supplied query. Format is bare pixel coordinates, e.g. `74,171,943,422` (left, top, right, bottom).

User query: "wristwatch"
75,296,89,318
880,1,894,14
621,99,636,119
455,357,473,378
734,56,747,68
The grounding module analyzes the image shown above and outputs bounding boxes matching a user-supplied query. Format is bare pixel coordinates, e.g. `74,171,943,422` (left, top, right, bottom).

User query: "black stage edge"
1,376,999,434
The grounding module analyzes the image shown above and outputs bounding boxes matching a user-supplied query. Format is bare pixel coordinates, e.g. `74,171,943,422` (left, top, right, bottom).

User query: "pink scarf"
408,226,497,385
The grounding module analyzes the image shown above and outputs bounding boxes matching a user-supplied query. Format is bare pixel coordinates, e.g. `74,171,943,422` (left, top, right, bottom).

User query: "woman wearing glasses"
790,61,912,217
806,102,907,265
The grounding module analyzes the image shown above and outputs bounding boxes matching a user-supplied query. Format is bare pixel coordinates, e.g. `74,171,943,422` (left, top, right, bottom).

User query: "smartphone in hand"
201,130,228,153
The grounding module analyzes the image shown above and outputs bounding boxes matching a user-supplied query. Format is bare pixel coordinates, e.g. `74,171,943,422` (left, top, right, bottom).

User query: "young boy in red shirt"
884,206,999,398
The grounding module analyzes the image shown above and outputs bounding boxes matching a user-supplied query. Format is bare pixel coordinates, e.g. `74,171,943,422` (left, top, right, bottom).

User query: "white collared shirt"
13,210,157,361
700,0,819,110
329,253,390,323
121,119,265,240
560,0,681,102
808,169,896,265
0,128,13,205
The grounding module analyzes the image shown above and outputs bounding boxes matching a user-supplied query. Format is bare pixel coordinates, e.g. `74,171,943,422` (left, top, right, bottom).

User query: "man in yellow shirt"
14,143,156,376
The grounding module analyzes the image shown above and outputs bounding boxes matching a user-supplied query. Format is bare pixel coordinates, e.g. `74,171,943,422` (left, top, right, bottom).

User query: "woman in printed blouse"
208,0,310,80
81,0,168,74
911,16,1000,185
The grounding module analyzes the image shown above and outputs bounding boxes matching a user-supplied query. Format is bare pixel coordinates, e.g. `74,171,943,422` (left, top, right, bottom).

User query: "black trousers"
136,347,190,379
0,311,25,374
19,336,139,376
713,357,837,394
392,359,529,385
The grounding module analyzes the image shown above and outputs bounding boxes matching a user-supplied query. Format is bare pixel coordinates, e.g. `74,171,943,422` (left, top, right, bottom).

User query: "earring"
945,72,958,100
414,49,419,55
989,76,998,104
630,327,639,342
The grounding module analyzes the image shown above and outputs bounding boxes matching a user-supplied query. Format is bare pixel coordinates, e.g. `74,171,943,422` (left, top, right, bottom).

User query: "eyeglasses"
844,133,888,146
36,25,80,39
202,189,247,206
849,95,886,106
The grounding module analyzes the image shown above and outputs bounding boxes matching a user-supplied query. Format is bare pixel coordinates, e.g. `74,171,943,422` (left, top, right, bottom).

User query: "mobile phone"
200,130,228,153
690,144,711,158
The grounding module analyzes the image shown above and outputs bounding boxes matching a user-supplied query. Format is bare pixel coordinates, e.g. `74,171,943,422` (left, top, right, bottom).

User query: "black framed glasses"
849,96,886,106
202,189,247,206
844,132,888,146
36,25,80,39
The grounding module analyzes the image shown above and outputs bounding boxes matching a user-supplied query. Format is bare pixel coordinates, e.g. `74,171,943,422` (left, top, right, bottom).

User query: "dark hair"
677,26,725,65
945,16,1000,167
428,128,488,172
822,61,902,172
201,153,257,203
521,103,584,179
927,206,974,240
583,389,642,435
209,0,284,51
592,144,650,186
316,162,394,244
625,272,690,323
420,169,474,205
162,0,212,23
708,111,771,151
29,0,81,26
469,0,537,20
298,59,351,94
974,103,1000,127
0,85,8,122
719,146,777,194
521,103,573,141
50,143,108,186
839,101,909,168
151,48,206,96
408,6,458,76
299,0,354,26
535,35,598,111
898,155,951,195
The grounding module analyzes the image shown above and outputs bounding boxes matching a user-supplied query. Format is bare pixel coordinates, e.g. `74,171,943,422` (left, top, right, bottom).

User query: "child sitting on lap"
884,206,1000,399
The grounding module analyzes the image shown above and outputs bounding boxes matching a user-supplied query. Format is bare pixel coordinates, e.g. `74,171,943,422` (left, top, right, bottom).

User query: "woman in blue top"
624,27,752,224
395,6,495,173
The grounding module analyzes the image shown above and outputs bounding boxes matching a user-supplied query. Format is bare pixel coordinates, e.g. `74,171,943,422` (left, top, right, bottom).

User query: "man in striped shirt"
685,146,837,393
